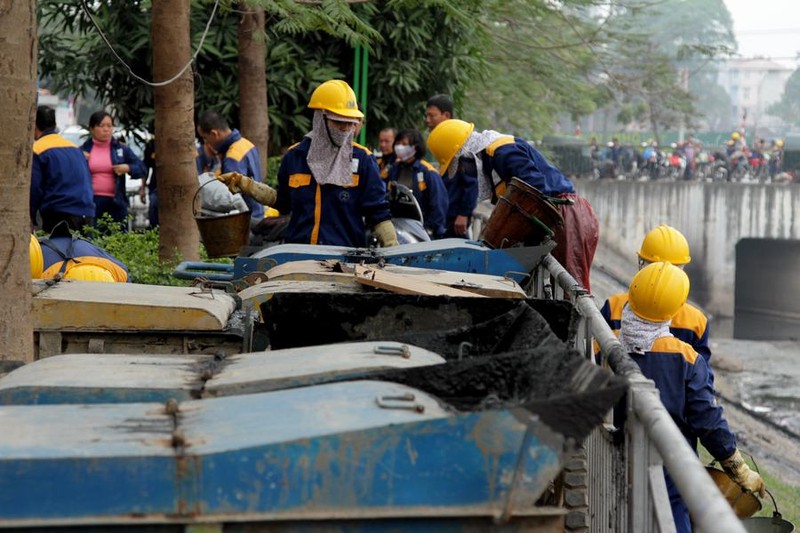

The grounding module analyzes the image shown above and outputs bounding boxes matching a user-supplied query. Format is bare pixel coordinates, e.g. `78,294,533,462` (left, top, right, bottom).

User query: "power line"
79,0,221,87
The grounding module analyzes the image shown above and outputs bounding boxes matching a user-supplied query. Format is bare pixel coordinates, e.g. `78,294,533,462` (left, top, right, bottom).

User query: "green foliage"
82,215,233,286
768,68,800,127
81,216,190,286
265,155,282,187
38,0,486,152
461,0,602,138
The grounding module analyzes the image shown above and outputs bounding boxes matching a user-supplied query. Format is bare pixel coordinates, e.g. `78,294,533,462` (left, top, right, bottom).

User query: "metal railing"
530,254,745,533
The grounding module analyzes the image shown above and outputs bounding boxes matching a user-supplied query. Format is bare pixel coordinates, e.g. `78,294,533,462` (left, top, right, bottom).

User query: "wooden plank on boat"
264,260,525,298
381,265,526,298
33,281,235,331
353,264,486,297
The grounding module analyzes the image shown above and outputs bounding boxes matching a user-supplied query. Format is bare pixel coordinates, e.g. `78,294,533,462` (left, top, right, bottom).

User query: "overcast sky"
723,0,800,65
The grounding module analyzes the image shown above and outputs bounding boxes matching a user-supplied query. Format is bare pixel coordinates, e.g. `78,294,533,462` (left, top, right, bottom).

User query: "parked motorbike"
368,183,431,246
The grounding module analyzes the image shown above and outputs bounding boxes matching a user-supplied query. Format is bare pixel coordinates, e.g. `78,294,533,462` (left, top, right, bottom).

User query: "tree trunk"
0,1,36,362
152,0,200,262
237,3,268,176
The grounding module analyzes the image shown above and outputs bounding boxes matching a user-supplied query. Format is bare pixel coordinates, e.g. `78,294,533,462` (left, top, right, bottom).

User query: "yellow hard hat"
30,235,43,279
731,132,741,140
628,262,690,322
63,264,116,283
426,119,475,174
776,139,784,148
638,225,691,265
307,80,363,119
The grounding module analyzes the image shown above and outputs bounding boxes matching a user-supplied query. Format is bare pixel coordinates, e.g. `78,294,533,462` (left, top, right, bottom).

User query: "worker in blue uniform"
427,119,599,290
197,110,264,224
424,95,478,238
601,225,711,362
621,262,765,532
386,128,448,239
31,106,96,234
217,80,397,248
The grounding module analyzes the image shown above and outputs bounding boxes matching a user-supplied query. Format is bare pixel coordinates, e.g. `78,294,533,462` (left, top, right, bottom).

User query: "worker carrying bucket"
426,119,598,290
217,79,397,249
621,262,766,532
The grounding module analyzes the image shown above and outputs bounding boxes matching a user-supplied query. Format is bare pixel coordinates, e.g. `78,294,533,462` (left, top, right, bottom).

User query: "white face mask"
394,144,416,162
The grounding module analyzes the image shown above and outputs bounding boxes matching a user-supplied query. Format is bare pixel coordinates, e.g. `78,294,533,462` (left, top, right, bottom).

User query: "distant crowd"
588,132,788,183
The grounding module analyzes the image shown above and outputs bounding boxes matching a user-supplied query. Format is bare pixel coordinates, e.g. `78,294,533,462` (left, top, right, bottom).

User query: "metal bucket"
193,182,251,258
482,178,564,249
743,514,795,533
706,467,762,518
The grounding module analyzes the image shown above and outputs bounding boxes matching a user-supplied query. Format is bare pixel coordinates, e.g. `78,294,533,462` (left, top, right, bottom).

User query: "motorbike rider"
769,139,784,177
385,128,449,239
620,262,765,532
427,119,599,290
217,79,398,248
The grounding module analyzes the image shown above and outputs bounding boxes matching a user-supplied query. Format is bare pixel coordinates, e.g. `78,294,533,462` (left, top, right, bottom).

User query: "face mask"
394,144,416,162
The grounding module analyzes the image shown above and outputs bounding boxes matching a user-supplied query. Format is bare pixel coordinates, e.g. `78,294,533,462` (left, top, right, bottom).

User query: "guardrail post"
628,375,676,532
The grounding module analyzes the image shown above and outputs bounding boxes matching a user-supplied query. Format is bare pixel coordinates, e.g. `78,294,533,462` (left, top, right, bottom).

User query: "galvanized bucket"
482,178,563,249
192,181,251,258
743,514,795,533
743,487,795,533
705,466,762,518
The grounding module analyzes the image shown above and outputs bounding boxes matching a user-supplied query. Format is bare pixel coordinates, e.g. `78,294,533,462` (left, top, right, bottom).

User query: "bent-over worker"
427,119,598,289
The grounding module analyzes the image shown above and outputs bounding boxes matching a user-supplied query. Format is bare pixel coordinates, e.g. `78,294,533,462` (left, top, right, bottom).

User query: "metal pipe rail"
540,255,745,533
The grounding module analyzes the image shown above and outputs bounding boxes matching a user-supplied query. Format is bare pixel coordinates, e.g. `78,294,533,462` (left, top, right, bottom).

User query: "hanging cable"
79,0,221,87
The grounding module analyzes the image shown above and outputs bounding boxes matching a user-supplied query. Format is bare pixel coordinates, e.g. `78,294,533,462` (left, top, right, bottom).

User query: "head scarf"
306,110,356,187
453,129,507,201
618,304,672,354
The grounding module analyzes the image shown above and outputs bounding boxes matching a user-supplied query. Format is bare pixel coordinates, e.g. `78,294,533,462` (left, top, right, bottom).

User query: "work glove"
217,172,277,207
373,220,399,247
721,449,766,497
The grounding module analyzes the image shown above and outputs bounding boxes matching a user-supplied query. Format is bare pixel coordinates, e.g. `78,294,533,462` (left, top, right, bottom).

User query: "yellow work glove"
217,172,277,207
721,450,766,497
373,220,399,247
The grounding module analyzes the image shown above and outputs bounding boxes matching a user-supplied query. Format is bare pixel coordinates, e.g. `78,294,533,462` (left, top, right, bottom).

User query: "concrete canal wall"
574,181,800,317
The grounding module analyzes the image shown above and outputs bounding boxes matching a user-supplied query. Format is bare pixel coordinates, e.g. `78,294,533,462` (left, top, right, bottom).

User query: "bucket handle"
192,178,218,217
548,196,575,206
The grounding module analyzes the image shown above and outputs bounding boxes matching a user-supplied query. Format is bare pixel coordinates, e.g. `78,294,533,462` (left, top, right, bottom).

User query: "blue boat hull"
0,381,563,527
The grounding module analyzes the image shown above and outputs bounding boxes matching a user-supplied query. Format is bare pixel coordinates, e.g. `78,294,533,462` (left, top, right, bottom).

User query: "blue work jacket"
214,129,264,220
386,158,449,238
480,136,575,199
275,137,391,247
629,336,735,460
445,156,479,224
31,130,95,221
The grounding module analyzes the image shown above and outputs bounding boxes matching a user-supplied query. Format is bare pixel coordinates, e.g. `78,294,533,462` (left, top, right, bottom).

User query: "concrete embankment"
575,180,800,318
